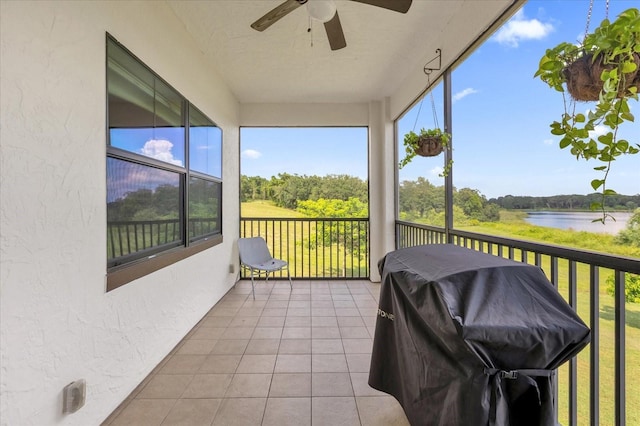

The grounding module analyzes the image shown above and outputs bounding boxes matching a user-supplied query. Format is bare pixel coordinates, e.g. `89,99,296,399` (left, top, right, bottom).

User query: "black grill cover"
369,244,590,426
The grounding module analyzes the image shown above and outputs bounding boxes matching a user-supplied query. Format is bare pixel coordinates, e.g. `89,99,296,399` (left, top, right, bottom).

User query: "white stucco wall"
0,1,240,425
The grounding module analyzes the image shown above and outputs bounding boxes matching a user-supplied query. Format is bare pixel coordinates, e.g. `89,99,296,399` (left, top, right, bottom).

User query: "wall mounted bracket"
423,49,442,75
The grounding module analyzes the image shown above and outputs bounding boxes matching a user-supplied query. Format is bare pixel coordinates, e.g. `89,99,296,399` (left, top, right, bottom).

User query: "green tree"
398,177,443,217
315,175,368,203
296,198,368,270
606,273,640,303
296,197,367,218
614,208,640,248
454,188,485,219
240,175,269,201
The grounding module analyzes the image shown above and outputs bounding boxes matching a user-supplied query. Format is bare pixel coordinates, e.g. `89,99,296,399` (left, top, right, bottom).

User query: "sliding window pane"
107,39,185,166
107,157,182,266
189,105,222,178
189,177,221,241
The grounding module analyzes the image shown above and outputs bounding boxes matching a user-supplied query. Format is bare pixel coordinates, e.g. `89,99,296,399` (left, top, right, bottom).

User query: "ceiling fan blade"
350,0,412,13
251,0,304,32
324,11,346,51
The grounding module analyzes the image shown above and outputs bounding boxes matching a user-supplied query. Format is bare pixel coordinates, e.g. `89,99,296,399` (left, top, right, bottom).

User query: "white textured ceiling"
167,0,519,108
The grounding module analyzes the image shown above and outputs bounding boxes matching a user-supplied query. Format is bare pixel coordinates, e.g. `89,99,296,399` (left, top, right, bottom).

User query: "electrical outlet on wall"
229,264,235,274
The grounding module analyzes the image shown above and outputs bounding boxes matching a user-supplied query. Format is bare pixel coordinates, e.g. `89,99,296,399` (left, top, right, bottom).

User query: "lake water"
525,211,632,235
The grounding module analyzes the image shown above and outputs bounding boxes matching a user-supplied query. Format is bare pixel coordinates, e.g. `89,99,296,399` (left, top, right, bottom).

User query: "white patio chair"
238,237,292,299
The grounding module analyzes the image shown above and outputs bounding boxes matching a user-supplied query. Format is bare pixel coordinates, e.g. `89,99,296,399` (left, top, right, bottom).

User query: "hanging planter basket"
563,52,640,102
398,52,452,171
399,128,450,169
415,134,445,157
534,5,640,222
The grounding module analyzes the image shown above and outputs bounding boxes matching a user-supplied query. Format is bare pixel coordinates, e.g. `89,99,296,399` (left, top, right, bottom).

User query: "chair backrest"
238,237,274,266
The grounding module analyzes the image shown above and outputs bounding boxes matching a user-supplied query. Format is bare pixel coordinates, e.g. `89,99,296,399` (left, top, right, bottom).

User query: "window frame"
106,34,223,292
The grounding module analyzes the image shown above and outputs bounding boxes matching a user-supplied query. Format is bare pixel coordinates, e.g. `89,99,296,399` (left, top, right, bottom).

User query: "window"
106,35,222,290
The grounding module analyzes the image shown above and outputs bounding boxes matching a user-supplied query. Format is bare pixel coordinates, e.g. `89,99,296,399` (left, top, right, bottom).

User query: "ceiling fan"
250,0,413,51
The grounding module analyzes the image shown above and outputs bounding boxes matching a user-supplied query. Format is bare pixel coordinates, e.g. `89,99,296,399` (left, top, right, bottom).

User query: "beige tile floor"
102,280,410,426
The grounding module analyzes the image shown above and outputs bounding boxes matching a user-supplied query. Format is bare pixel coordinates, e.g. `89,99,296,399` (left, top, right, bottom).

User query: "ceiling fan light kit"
307,0,337,23
251,0,413,51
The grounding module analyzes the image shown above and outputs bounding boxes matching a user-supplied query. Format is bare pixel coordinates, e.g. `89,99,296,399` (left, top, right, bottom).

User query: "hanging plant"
399,60,452,172
399,127,450,168
534,6,640,221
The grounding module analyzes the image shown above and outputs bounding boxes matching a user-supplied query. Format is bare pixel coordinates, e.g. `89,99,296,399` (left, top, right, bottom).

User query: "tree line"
489,194,640,211
108,180,219,222
242,174,500,223
399,177,500,223
241,174,368,209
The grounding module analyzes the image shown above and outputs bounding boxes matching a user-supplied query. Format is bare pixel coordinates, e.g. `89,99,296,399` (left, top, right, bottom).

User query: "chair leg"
250,269,256,300
287,269,292,290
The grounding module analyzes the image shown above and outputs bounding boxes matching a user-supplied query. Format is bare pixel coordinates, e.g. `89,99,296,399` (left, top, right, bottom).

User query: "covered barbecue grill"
369,244,590,426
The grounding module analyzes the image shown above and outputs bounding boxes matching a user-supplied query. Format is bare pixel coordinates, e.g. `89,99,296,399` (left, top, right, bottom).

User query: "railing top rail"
396,220,444,232
108,219,180,225
396,220,640,274
241,217,369,222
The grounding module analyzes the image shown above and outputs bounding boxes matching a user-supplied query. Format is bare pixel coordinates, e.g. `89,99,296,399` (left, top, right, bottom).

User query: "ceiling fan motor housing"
307,1,337,23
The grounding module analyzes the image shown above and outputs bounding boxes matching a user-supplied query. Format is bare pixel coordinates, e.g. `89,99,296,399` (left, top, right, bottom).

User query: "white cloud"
430,166,444,177
242,149,262,159
493,9,554,47
589,124,609,139
453,88,478,102
140,139,183,166
543,138,554,146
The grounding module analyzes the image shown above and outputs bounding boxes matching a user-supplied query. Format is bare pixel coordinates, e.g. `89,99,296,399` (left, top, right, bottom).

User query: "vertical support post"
614,270,626,426
443,70,453,243
550,256,559,422
590,265,599,426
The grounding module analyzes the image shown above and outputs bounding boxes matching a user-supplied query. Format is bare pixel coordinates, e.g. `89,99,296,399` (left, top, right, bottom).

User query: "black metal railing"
240,217,369,279
107,219,181,259
107,218,219,261
396,220,640,426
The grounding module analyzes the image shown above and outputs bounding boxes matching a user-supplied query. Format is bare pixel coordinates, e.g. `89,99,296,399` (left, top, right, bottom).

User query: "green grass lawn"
241,200,306,218
242,201,639,424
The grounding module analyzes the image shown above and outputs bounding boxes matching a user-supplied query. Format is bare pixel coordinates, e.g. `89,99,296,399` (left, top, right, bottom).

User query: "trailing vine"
534,7,640,222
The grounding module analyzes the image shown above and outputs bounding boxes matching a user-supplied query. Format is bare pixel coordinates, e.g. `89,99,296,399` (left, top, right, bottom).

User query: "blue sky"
241,0,639,199
240,127,368,178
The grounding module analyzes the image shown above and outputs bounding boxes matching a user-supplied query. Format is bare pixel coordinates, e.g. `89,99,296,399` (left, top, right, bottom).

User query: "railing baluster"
569,260,578,426
278,221,288,277
590,265,599,426
124,224,130,255
316,220,324,277
614,270,625,426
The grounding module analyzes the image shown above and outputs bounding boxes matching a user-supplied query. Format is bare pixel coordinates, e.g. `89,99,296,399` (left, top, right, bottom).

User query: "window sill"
106,234,223,292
